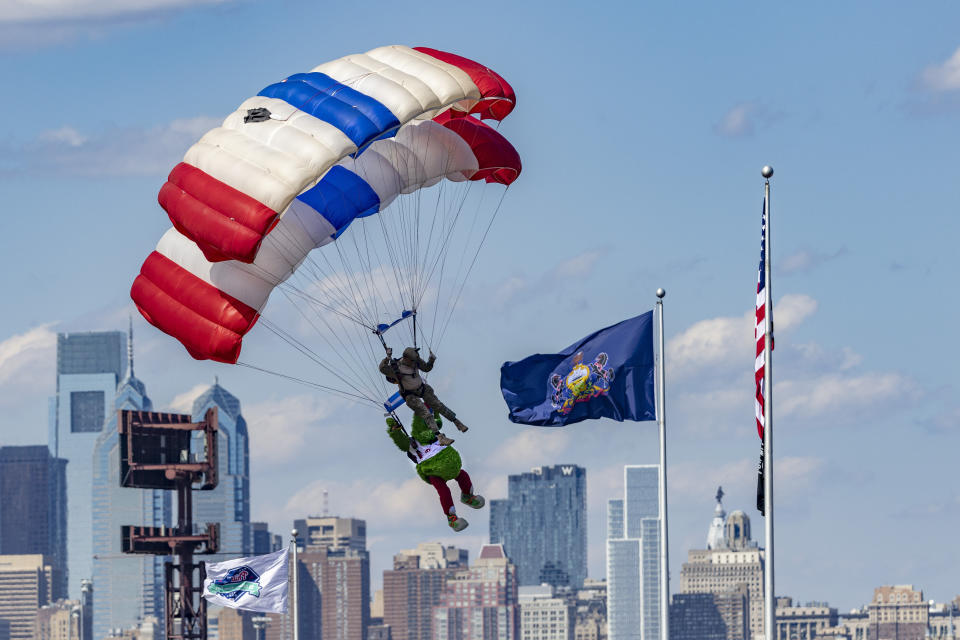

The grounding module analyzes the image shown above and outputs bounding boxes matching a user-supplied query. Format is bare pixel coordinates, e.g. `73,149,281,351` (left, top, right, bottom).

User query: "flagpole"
761,165,775,640
655,287,670,640
291,528,299,640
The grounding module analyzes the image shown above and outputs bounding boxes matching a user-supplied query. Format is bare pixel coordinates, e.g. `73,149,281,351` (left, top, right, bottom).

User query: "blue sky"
1,0,959,611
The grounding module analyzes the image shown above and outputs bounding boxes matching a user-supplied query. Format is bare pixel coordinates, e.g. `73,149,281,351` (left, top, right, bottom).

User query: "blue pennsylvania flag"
500,312,657,426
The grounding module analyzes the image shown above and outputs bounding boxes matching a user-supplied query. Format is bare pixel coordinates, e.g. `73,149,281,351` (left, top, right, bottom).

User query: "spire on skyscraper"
127,315,135,380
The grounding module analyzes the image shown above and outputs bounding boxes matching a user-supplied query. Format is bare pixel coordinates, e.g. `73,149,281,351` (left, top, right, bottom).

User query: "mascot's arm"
386,418,411,451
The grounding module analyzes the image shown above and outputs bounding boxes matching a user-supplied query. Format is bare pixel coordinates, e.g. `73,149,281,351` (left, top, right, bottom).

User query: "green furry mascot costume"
386,413,484,531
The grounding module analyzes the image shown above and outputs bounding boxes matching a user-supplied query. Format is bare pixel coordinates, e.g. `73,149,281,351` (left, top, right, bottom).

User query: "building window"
71,391,105,433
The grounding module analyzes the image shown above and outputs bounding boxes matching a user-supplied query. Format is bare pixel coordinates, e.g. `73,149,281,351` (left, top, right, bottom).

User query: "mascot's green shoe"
447,514,469,532
460,493,485,509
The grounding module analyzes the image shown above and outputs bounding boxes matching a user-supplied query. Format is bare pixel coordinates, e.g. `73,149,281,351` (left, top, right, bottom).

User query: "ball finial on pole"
656,288,666,299
761,166,774,179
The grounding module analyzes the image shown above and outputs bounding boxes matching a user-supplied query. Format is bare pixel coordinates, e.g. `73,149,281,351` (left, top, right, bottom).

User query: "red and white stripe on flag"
755,195,772,439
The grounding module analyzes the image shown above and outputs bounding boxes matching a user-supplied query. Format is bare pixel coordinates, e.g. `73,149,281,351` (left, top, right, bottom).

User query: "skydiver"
378,347,469,447
386,413,484,531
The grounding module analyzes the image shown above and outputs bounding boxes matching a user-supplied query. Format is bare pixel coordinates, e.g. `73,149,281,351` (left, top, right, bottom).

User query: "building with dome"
679,487,764,640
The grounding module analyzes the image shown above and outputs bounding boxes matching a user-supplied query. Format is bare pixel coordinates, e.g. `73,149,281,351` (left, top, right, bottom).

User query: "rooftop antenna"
322,489,329,517
127,316,135,379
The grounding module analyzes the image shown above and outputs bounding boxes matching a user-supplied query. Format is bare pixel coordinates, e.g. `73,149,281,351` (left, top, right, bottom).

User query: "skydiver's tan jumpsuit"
379,348,469,435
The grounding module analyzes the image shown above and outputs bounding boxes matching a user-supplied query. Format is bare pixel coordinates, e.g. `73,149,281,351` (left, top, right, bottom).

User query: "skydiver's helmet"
402,347,420,362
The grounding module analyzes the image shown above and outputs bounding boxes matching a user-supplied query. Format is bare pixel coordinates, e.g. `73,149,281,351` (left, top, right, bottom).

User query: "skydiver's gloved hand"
428,350,436,363
386,417,401,431
386,347,393,357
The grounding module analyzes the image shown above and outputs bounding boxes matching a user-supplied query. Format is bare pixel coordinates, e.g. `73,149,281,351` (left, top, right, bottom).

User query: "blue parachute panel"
296,166,381,237
259,72,401,150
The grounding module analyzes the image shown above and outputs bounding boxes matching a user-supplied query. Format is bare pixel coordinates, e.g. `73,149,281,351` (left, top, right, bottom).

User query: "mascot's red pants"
428,470,474,515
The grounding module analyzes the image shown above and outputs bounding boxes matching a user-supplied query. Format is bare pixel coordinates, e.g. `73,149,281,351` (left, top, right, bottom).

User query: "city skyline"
1,0,960,617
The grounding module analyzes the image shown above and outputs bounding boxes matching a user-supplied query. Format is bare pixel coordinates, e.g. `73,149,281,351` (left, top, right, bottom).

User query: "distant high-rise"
669,593,729,640
519,584,575,640
322,547,370,640
275,516,369,639
679,488,764,640
383,543,468,640
432,544,519,640
606,465,661,640
489,465,587,589
252,522,282,554
49,331,125,598
294,516,366,552
0,554,53,640
91,323,172,639
0,446,67,599
190,380,251,559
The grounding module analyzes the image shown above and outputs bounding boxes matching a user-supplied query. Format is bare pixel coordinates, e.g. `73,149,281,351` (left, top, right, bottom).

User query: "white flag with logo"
202,547,289,612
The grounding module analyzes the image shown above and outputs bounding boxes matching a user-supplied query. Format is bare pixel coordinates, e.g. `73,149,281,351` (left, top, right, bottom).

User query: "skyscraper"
519,584,575,640
190,380,251,559
679,489,764,640
606,465,661,640
274,516,370,639
49,330,125,598
433,544,519,640
383,543,468,640
0,446,68,599
322,547,370,640
489,465,587,589
0,554,53,640
294,516,366,552
91,324,172,639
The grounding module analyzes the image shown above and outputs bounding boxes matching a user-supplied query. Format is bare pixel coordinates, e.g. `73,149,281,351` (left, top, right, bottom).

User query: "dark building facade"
0,446,68,599
670,593,728,640
490,465,587,589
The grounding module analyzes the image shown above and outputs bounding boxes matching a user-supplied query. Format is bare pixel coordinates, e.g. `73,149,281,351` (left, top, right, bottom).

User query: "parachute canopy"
132,45,520,378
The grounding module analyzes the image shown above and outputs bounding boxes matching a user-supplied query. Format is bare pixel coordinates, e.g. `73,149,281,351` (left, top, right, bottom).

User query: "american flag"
755,195,772,440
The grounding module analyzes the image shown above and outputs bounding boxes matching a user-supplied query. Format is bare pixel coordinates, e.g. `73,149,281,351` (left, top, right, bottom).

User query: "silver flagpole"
655,288,670,640
291,528,300,640
761,165,775,640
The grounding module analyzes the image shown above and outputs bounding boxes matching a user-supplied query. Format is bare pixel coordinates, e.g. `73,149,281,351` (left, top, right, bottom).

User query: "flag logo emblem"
549,352,615,415
207,565,262,602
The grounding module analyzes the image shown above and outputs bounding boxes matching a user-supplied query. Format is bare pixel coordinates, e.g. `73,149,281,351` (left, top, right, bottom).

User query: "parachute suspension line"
436,186,510,348
269,283,386,403
419,179,476,346
255,316,382,403
236,361,380,408
418,178,479,352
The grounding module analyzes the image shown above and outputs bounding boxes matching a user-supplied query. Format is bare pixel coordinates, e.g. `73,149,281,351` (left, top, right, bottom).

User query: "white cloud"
283,476,436,531
5,116,221,177
0,324,56,379
670,456,824,499
714,102,783,138
668,293,818,380
485,429,573,470
920,46,960,92
166,383,207,414
779,247,848,276
486,249,606,312
244,394,346,465
38,126,87,147
1,0,230,23
777,372,920,421
0,325,57,404
716,103,756,137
